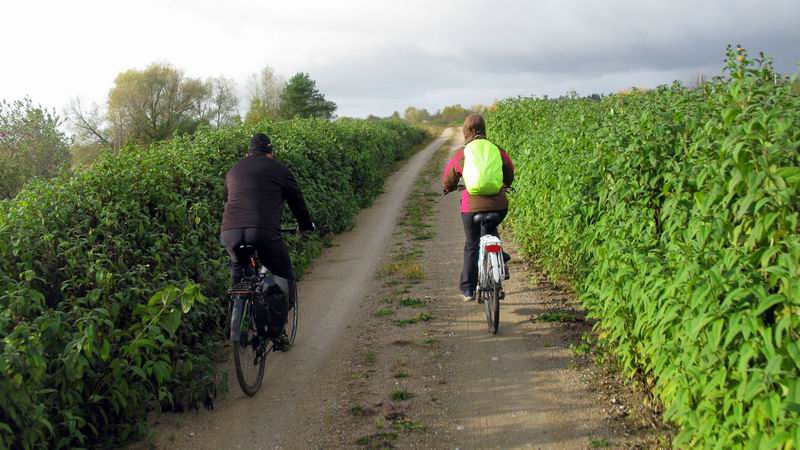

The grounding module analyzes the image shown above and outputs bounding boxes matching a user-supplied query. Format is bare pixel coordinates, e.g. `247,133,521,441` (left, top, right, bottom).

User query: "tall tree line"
68,63,338,149
402,103,488,125
1,61,338,199
68,63,241,149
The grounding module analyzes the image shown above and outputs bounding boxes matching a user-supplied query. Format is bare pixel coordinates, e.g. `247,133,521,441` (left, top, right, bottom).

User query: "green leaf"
180,291,194,314
753,294,783,316
786,402,800,414
162,309,182,337
100,339,111,362
152,361,171,385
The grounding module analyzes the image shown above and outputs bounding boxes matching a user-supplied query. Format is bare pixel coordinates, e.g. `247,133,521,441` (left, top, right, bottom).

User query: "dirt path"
426,178,614,448
301,132,636,449
139,129,454,449
141,128,652,450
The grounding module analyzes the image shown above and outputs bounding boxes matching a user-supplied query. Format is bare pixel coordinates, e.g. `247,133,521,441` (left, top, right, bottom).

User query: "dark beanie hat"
249,133,273,153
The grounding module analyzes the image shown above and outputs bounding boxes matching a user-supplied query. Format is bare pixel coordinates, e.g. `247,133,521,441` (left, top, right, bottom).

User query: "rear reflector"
484,244,502,253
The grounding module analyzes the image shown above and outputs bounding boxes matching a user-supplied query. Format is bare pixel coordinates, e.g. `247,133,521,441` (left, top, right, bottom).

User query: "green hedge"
488,49,799,448
0,118,424,449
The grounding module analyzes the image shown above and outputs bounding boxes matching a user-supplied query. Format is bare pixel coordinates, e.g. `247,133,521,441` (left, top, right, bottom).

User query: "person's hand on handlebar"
281,222,315,236
299,222,316,237
442,184,466,196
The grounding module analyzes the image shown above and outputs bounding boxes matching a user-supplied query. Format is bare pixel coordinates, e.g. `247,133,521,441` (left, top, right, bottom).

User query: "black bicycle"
228,227,299,396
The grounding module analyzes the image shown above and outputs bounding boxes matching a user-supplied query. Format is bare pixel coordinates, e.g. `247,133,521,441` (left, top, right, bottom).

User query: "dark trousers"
220,228,294,286
460,209,507,294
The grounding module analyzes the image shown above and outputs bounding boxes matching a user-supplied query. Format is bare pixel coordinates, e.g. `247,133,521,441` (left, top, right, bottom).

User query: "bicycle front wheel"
232,299,267,396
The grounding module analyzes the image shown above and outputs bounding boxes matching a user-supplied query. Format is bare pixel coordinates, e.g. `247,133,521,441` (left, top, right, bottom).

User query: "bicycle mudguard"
489,252,504,283
230,296,246,342
478,235,505,284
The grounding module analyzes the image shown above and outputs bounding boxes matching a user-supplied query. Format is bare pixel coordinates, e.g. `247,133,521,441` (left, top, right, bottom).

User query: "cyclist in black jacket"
220,133,315,349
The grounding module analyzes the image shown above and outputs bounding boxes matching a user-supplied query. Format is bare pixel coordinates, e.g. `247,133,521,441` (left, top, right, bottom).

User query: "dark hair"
249,133,273,154
463,114,486,142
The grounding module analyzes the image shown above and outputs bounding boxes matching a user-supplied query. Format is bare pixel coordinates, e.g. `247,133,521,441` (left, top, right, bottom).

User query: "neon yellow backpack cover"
462,139,503,195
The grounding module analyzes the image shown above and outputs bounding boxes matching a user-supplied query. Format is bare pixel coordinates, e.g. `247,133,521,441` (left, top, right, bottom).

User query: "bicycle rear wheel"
232,298,267,396
483,281,500,334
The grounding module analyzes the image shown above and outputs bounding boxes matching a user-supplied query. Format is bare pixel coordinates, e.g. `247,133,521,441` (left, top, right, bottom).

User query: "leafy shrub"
0,118,424,449
488,48,799,448
0,98,71,199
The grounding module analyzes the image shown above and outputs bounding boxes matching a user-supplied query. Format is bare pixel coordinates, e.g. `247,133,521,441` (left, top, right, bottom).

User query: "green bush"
0,118,424,449
488,48,799,448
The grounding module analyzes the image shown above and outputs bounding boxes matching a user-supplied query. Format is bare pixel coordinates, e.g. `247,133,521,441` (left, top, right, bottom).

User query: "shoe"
462,291,474,302
504,263,510,280
272,330,290,352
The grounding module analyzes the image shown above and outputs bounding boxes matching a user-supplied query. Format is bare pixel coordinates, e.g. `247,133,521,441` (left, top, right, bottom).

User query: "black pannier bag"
254,275,289,339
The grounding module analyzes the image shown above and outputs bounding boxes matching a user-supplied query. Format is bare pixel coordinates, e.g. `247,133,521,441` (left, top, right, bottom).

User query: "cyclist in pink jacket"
442,114,514,302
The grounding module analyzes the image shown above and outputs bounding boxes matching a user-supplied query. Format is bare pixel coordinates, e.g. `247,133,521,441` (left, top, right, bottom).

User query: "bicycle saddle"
473,212,500,224
233,244,257,265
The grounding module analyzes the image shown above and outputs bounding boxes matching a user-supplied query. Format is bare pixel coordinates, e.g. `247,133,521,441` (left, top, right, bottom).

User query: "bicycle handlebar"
281,222,316,234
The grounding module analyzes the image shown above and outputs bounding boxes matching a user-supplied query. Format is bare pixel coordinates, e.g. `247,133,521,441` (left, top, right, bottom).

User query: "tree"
470,104,487,115
205,76,239,127
106,63,210,145
245,66,285,124
388,111,401,120
0,98,70,199
688,72,709,90
437,104,470,124
66,97,113,147
68,70,237,149
403,106,430,124
279,72,337,120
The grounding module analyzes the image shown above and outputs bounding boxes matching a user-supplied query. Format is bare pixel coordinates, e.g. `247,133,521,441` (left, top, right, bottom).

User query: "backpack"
462,139,503,195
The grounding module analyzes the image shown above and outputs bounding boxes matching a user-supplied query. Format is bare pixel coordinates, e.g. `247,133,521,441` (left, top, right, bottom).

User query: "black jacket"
221,153,314,235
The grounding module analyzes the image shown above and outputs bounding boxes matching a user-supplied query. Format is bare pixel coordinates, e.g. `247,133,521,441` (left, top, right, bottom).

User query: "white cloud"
1,0,798,118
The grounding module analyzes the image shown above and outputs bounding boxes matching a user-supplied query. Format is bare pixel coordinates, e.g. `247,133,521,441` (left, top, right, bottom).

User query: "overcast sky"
2,0,799,118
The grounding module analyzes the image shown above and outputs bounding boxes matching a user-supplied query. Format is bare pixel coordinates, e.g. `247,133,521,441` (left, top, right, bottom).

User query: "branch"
67,98,112,147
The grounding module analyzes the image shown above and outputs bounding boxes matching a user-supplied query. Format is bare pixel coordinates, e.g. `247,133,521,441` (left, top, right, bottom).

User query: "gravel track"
138,128,635,450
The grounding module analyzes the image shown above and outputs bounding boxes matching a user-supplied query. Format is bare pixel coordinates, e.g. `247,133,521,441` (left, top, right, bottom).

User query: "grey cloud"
310,0,800,117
